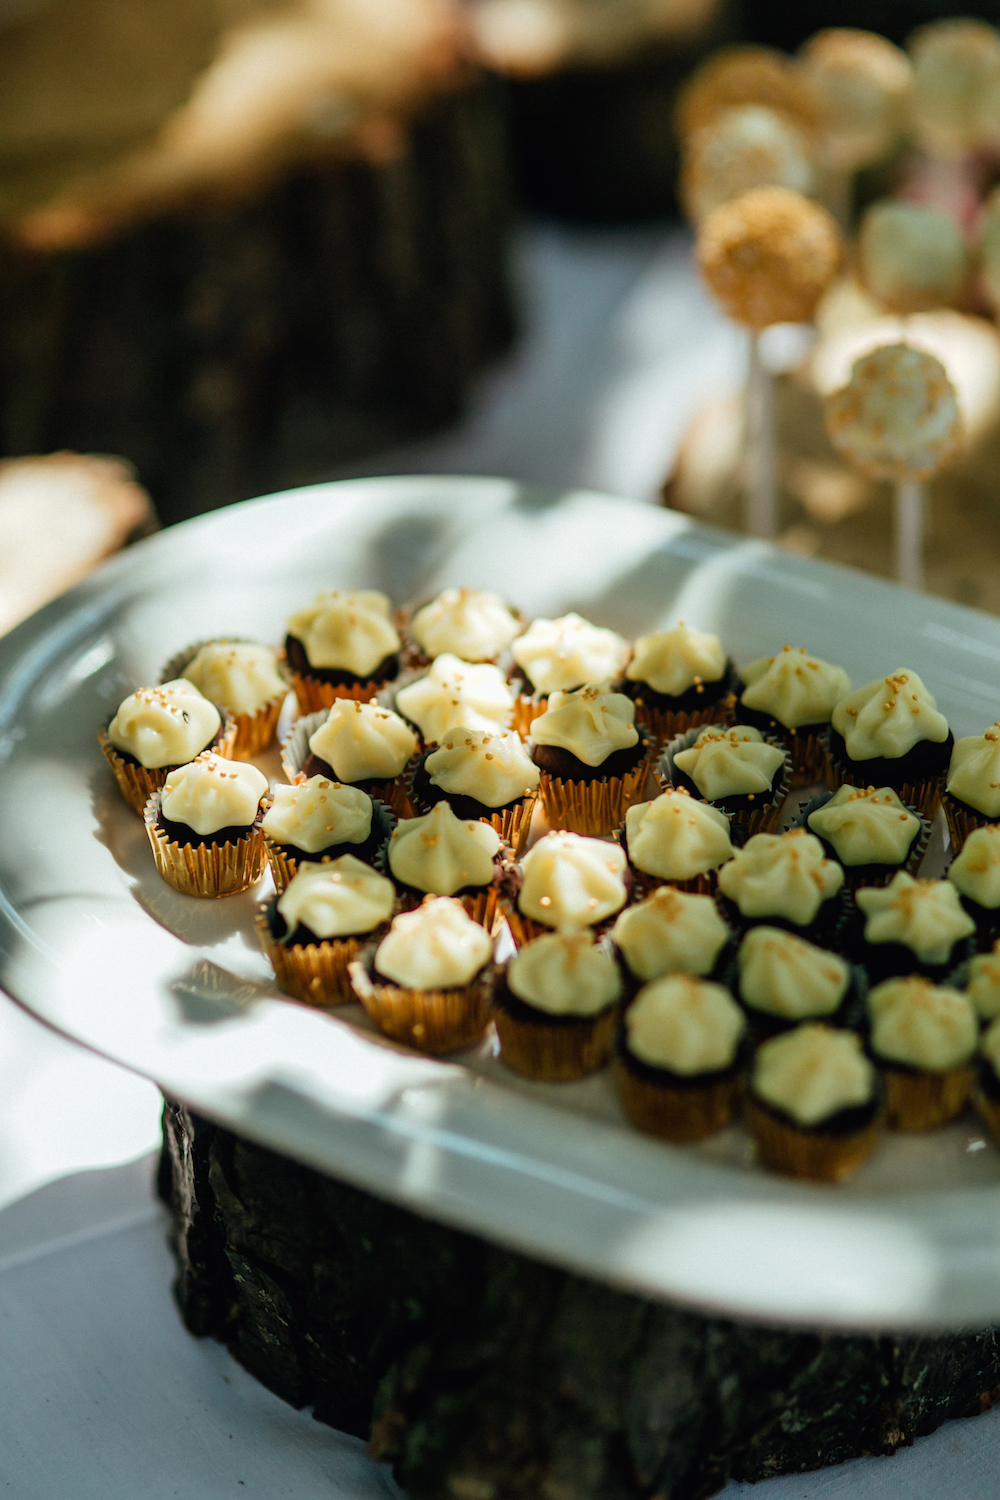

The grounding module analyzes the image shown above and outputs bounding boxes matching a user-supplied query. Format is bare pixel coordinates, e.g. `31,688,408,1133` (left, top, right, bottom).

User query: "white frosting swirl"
740,645,850,730
181,641,286,716
388,801,500,895
625,622,726,698
518,831,628,928
277,855,395,940
948,825,1000,910
947,725,1000,816
108,679,220,769
410,589,521,662
831,669,949,761
856,871,975,965
425,729,539,809
375,896,492,989
625,789,735,881
612,888,729,981
508,929,622,1017
869,976,977,1071
396,654,514,744
672,725,786,802
308,700,417,783
160,753,267,836
807,785,921,867
511,613,629,696
717,830,844,927
286,590,399,677
753,1025,874,1127
624,975,745,1074
263,778,373,853
966,944,1000,1022
531,683,639,767
738,926,850,1020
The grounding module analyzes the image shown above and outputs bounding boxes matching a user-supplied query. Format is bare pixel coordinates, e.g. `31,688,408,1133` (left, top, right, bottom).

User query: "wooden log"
160,1098,1000,1500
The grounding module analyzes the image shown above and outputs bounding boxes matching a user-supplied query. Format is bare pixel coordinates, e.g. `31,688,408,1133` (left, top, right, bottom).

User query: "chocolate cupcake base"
349,949,493,1053
827,729,952,822
285,635,398,715
493,972,617,1081
143,792,267,898
745,1091,885,1183
621,662,740,748
943,790,1000,852
613,1040,744,1143
263,798,396,893
256,901,387,1007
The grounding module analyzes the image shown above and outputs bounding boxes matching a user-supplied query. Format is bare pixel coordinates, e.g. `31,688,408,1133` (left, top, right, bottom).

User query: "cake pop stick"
698,186,842,539
824,343,962,591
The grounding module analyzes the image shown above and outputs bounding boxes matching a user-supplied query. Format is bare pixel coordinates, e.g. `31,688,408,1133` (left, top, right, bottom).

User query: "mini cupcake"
942,723,1000,847
974,1014,1000,1143
493,928,622,1080
410,727,539,854
828,669,952,819
611,887,731,987
800,786,928,889
717,829,845,944
161,639,288,760
734,926,860,1040
947,825,1000,942
510,612,630,736
530,682,649,836
867,975,978,1130
256,855,396,1006
855,872,976,982
387,801,505,931
281,700,417,817
504,830,630,947
144,752,268,897
349,895,494,1053
953,941,1000,1025
285,589,401,713
661,724,790,841
613,974,747,1142
621,621,740,746
100,679,236,815
405,588,523,667
746,1025,884,1182
736,645,850,785
395,653,515,746
261,777,394,892
620,787,735,895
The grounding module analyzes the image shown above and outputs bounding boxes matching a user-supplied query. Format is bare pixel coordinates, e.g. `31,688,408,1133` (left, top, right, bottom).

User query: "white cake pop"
681,104,815,223
675,44,818,139
908,18,1000,158
824,343,962,482
858,200,967,313
798,29,912,172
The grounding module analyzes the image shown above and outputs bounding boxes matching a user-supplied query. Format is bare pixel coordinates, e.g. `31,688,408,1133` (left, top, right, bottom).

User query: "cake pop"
858,200,968,313
680,104,814,223
675,44,818,140
908,18,1000,159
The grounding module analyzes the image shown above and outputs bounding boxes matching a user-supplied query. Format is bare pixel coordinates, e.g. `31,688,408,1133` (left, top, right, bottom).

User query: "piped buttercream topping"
518,831,628,928
868,975,977,1071
753,1024,874,1126
625,622,726,698
425,728,539,809
947,725,1000,817
612,887,729,982
308,699,417,783
624,974,745,1075
948,825,1000,910
277,855,395,940
624,788,734,882
374,896,492,989
395,654,514,743
831,669,949,761
108,679,220,769
740,645,850,729
508,929,622,1016
807,785,921,867
388,801,500,895
672,725,786,802
738,926,850,1019
856,871,975,964
965,942,1000,1022
160,752,267,836
718,830,844,926
511,613,629,696
181,641,286,717
410,589,521,662
286,590,399,677
531,682,639,767
263,777,373,854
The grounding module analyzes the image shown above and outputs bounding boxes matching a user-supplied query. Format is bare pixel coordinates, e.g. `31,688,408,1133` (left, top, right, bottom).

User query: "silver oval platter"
3,474,1000,1331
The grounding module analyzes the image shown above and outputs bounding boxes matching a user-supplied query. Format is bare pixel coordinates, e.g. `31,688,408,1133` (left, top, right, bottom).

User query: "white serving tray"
4,474,1000,1333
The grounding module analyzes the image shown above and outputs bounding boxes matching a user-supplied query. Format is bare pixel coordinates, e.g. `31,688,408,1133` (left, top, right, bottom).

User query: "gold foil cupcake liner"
778,727,829,788
828,755,944,823
256,907,383,1007
291,671,389,716
614,1058,742,1142
974,1087,1000,1146
745,1096,884,1182
348,958,493,1053
942,794,996,855
502,906,553,948
279,711,414,816
100,714,238,816
538,761,649,837
160,638,288,760
143,792,266,897
882,1063,975,1131
397,883,504,935
631,696,734,752
494,1002,617,1081
512,693,547,740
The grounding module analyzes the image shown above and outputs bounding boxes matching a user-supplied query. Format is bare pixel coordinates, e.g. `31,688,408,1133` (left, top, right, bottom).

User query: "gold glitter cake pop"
824,343,962,482
798,29,912,173
680,104,815,223
908,18,1000,158
857,200,967,313
697,185,842,328
675,44,818,139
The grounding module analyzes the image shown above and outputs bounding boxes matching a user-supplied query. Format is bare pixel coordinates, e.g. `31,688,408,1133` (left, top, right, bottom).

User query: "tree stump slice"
160,1099,1000,1500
